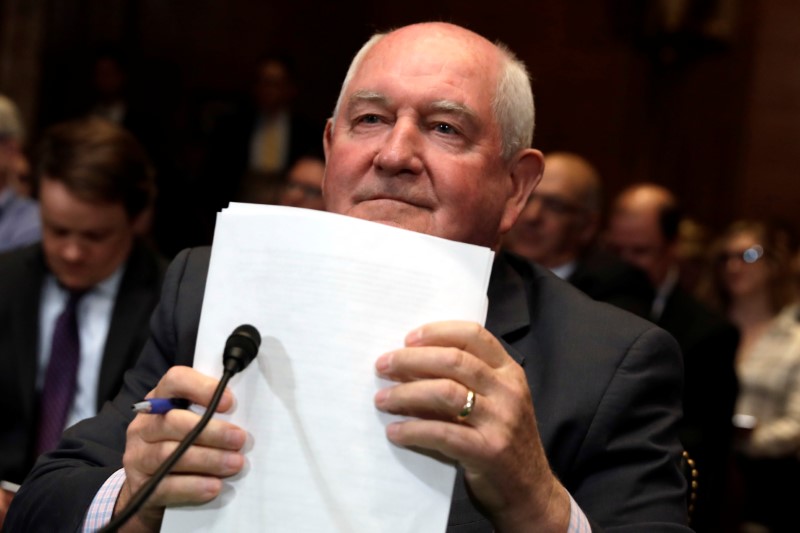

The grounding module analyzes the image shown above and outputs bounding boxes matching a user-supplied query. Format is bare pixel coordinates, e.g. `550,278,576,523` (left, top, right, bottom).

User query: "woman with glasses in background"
701,219,800,533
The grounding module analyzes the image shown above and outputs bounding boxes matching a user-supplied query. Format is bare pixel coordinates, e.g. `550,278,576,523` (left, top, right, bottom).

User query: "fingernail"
225,428,246,448
375,352,392,375
224,452,244,470
386,423,401,440
405,327,423,346
374,388,388,408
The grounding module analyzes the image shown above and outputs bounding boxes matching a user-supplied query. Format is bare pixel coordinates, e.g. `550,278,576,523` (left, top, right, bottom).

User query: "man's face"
254,60,293,114
279,157,325,210
606,209,673,287
322,26,520,248
39,177,136,291
504,160,596,267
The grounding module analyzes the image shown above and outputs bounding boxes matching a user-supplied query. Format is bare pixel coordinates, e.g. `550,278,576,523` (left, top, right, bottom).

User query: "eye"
357,114,381,125
433,122,457,135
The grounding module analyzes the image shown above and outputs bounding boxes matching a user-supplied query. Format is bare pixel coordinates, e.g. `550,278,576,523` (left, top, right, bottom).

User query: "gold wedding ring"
457,389,476,420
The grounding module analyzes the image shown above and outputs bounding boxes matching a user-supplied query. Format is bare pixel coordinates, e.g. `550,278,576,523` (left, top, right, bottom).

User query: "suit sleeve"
572,326,692,531
4,248,202,532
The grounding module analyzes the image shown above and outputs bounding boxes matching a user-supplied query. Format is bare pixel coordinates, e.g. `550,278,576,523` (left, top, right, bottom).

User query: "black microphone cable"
99,324,261,532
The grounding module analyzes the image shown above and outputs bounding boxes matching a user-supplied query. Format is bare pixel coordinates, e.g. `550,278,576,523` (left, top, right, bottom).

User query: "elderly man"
607,184,739,532
7,24,690,532
504,152,653,317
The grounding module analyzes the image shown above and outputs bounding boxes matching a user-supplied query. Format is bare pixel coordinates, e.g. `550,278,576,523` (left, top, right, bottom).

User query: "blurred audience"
0,94,40,252
607,183,739,532
676,217,714,295
700,220,800,533
201,53,322,220
503,151,653,317
0,118,167,524
276,154,325,210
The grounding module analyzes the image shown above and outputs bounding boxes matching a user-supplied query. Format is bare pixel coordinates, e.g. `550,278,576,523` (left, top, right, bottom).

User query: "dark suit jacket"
6,250,691,532
657,287,739,533
0,241,167,485
202,107,323,208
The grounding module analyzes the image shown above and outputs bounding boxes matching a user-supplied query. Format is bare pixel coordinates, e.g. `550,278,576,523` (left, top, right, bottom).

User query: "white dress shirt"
37,266,125,429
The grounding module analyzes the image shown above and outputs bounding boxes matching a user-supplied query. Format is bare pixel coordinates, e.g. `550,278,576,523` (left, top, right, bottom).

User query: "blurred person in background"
504,151,653,317
701,220,800,533
276,154,325,210
0,94,40,252
202,53,322,216
0,118,167,527
607,183,739,532
675,217,714,296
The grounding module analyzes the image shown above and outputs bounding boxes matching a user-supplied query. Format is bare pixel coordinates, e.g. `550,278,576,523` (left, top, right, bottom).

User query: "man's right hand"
0,487,15,529
116,365,247,532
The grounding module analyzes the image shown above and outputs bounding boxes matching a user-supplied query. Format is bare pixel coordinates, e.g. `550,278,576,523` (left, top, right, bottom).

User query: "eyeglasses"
527,192,586,216
283,181,322,199
717,245,764,265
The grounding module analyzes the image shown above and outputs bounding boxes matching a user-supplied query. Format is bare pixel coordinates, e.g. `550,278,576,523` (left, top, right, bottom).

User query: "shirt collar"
549,261,577,281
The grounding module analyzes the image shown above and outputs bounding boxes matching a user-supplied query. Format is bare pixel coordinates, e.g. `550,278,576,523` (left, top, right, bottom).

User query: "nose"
373,119,424,176
61,239,85,263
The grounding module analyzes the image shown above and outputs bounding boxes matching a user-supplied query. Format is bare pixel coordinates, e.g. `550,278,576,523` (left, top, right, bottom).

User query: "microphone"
223,324,261,373
99,324,261,532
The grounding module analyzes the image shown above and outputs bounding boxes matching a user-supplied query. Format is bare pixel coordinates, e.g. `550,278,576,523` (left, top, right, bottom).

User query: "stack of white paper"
161,204,495,533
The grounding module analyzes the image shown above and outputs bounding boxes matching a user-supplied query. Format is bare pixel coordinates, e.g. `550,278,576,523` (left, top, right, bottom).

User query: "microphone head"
223,324,262,374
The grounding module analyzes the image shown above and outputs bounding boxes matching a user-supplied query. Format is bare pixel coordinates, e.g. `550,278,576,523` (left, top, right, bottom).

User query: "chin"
349,202,432,233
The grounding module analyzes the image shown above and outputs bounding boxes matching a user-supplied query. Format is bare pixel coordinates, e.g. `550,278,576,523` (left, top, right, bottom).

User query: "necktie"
35,290,85,455
260,119,282,172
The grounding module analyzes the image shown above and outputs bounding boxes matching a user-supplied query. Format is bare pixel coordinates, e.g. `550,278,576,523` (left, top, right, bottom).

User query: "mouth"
356,195,434,211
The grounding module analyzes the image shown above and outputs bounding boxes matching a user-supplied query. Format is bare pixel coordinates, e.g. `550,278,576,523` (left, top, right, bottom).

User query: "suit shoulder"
505,253,676,363
662,287,738,343
0,244,43,286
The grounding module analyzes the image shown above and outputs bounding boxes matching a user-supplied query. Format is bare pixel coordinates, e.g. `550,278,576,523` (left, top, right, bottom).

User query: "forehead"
289,159,324,183
726,231,758,249
345,27,500,117
538,162,585,199
39,178,128,226
612,209,662,242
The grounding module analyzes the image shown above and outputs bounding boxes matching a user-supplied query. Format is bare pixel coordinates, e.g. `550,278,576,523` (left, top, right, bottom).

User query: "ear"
322,118,334,161
498,148,544,235
321,119,334,193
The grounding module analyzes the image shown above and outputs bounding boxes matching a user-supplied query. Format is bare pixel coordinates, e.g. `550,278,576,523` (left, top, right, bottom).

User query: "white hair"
330,30,535,162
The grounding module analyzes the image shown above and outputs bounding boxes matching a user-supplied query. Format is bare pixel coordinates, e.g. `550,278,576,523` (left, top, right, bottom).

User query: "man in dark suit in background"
200,53,322,223
607,183,740,532
7,23,691,532
504,151,653,317
0,118,166,525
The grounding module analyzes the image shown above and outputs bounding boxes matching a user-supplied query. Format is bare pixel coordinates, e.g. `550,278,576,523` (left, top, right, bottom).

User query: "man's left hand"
374,320,571,533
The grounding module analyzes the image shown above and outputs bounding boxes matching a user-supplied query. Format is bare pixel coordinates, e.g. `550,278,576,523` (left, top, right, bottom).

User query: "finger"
385,418,486,468
131,409,246,450
376,345,492,391
142,474,226,508
375,379,481,423
128,439,245,479
405,321,509,369
147,366,236,413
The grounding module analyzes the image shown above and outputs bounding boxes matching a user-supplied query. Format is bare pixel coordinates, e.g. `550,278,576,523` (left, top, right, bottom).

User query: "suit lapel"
17,248,47,423
96,243,157,410
485,254,532,365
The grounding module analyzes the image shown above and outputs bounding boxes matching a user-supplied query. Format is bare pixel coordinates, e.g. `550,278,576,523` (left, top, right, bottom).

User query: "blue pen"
132,398,191,414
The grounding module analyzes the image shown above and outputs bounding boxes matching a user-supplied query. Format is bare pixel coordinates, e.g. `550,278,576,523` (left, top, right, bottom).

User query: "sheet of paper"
161,204,494,533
